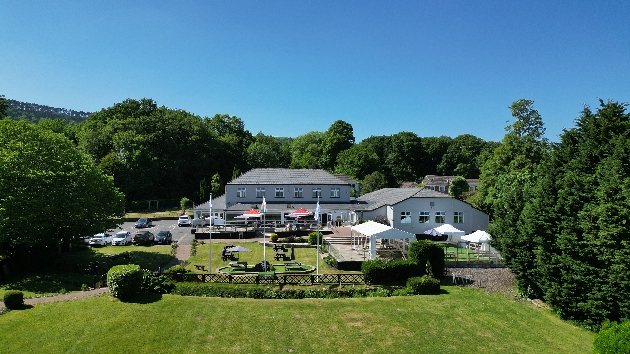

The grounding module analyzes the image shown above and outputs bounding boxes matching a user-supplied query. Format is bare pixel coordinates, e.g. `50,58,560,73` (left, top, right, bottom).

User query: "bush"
3,290,24,309
361,259,422,284
270,234,278,243
163,265,191,274
308,232,322,245
324,254,338,268
408,240,445,279
593,320,630,354
407,275,440,295
107,264,144,300
141,271,175,294
172,282,392,299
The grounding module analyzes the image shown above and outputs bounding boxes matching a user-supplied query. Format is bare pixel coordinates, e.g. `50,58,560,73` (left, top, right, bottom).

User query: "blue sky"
1,1,629,142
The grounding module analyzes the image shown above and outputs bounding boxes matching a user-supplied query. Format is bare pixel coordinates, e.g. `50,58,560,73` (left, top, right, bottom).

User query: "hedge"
107,264,144,300
408,240,445,279
593,320,630,354
3,290,24,309
361,259,422,284
407,276,441,295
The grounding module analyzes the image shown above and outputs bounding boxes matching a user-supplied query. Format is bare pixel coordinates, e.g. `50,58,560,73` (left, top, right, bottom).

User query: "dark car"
132,231,155,246
135,218,152,228
155,230,173,245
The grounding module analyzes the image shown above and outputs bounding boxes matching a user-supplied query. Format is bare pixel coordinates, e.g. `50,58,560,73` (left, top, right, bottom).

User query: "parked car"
112,231,132,246
89,233,113,247
135,218,152,228
132,231,155,246
155,230,173,245
178,215,191,227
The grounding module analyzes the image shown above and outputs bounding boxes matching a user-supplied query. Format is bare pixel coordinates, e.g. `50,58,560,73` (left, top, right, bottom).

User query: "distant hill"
6,99,92,124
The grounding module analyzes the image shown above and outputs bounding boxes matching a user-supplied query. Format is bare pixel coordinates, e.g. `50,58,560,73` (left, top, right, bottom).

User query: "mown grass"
185,242,354,274
0,286,593,353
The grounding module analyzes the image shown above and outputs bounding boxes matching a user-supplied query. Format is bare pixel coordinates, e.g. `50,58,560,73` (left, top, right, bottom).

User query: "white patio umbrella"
433,224,465,242
461,230,491,243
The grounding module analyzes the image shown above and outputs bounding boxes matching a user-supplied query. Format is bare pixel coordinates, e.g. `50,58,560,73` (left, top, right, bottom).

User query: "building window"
401,211,411,224
256,188,265,198
236,188,246,198
331,188,340,198
294,188,303,198
312,188,322,198
439,186,445,192
454,211,464,223
419,211,430,223
435,211,446,223
275,188,284,198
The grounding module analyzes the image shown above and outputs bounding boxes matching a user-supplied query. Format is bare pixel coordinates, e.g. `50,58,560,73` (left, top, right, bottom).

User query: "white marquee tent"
433,224,465,243
351,221,415,260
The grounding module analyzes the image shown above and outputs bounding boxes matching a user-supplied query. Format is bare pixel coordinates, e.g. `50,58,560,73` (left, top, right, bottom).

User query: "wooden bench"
274,252,286,261
194,264,207,272
222,251,234,261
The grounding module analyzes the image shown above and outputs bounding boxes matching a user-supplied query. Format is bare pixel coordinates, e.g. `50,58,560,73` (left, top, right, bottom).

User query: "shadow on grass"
124,293,163,304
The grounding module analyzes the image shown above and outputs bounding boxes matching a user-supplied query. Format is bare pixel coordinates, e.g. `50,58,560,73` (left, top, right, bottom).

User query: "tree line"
475,98,630,330
2,96,499,206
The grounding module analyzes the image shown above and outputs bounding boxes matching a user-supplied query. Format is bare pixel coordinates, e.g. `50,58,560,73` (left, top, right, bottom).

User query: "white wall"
389,197,489,236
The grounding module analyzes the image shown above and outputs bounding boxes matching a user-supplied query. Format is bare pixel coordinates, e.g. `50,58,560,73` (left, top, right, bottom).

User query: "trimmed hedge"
593,320,630,354
3,290,24,309
407,276,441,295
408,240,445,279
173,282,396,299
308,232,322,245
361,259,422,284
107,264,144,300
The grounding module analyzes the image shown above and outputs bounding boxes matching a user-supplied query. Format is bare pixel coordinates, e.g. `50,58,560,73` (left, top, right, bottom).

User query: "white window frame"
256,188,265,198
401,211,411,224
294,187,303,198
419,211,430,223
330,188,340,198
236,188,246,198
454,211,464,224
312,188,322,198
435,211,446,223
275,188,284,198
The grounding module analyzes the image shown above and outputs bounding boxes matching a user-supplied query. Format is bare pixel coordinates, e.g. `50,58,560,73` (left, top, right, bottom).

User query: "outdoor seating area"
194,264,207,272
221,244,236,261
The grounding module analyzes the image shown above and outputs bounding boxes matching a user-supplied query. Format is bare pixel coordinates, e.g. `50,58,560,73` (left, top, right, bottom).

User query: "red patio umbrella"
235,209,262,218
287,208,312,218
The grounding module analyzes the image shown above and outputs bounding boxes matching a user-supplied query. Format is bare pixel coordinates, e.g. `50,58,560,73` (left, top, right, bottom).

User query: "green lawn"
0,286,593,353
186,242,355,274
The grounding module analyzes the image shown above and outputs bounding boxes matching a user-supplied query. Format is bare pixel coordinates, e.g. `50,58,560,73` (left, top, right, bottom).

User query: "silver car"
112,231,132,246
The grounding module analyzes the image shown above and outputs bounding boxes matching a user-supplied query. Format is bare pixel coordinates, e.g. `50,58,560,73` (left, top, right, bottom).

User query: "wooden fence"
166,273,366,285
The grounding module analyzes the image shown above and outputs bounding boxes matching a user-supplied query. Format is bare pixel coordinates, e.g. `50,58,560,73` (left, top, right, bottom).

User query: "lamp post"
208,194,212,274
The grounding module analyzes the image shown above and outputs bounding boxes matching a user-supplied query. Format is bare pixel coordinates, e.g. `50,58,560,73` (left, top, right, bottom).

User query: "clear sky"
1,1,629,142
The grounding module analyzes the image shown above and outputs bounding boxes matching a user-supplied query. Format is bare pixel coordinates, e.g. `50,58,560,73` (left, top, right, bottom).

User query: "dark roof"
355,187,450,211
398,181,420,188
192,194,226,211
421,175,459,185
228,168,348,185
333,174,358,185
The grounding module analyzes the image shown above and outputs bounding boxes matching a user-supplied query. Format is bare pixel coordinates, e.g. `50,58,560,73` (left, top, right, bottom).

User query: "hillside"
6,98,91,124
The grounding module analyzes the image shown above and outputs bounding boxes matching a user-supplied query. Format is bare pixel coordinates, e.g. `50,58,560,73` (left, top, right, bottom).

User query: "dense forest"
4,97,91,124
0,95,499,206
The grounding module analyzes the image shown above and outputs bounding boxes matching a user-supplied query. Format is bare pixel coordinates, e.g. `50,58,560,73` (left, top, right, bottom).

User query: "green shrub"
107,264,144,300
308,232,322,245
172,282,391,299
593,319,630,354
407,275,440,295
3,290,24,309
163,265,191,274
408,240,445,279
141,271,175,294
361,259,422,284
270,234,278,243
324,254,338,268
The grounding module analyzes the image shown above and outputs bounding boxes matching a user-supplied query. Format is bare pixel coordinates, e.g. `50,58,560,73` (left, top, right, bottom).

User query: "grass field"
185,242,352,274
0,286,593,353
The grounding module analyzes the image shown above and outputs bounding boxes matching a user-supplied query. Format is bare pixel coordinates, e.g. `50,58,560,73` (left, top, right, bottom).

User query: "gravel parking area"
446,267,518,299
